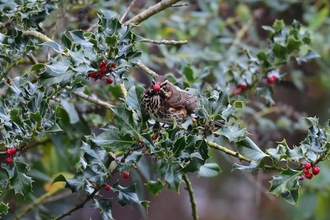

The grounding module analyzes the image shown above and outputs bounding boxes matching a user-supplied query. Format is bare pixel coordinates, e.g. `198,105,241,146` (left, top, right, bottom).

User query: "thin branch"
171,2,189,7
205,140,251,163
141,38,188,45
23,30,52,42
52,186,102,220
65,86,114,109
136,61,158,77
183,174,199,220
123,0,181,26
228,18,253,52
120,0,137,23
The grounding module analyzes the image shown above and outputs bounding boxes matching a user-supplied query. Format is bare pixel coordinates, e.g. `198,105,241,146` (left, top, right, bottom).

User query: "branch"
141,38,188,45
23,30,52,42
136,61,158,77
205,140,251,163
52,186,102,220
183,174,199,220
120,0,137,23
65,86,114,109
123,0,182,26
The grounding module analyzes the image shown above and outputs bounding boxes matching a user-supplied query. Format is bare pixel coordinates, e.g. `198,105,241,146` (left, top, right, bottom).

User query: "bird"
141,75,197,125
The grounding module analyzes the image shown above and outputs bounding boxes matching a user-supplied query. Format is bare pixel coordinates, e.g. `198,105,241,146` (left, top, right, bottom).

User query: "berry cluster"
300,163,320,180
233,74,278,95
5,147,17,164
267,75,277,84
87,60,116,84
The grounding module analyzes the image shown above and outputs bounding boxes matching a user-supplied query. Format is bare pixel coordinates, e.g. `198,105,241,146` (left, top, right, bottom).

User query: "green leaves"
2,161,33,196
112,182,148,207
236,137,268,162
91,126,135,152
198,163,221,177
91,199,114,220
268,168,301,205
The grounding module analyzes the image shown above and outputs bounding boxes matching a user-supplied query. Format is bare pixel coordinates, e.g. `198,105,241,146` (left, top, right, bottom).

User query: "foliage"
0,0,330,220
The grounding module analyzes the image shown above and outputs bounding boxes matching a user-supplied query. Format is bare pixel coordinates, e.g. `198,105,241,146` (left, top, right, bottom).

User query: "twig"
171,2,189,7
205,140,251,163
228,18,253,52
136,61,158,77
23,30,52,42
120,0,137,23
141,38,188,45
65,86,114,109
52,186,102,220
183,174,199,220
123,0,181,26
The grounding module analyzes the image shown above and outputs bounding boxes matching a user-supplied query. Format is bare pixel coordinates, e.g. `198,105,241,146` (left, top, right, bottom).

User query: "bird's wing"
166,90,197,109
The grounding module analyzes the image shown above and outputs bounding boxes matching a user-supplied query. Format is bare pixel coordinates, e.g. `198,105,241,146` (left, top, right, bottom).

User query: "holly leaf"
236,137,268,162
112,107,140,138
91,126,134,152
215,124,246,142
145,179,165,195
198,163,221,177
112,182,144,207
296,50,320,64
268,168,301,201
10,161,33,196
233,162,259,172
91,199,114,220
125,85,148,122
60,99,79,124
81,142,110,169
41,41,64,54
0,202,9,216
280,186,300,205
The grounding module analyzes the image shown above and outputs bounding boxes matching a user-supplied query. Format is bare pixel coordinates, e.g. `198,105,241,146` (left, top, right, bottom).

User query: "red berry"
98,72,105,78
267,75,277,84
109,155,115,161
303,168,310,174
6,149,12,156
151,135,158,140
100,67,108,74
6,148,17,156
214,133,219,137
87,72,98,79
236,84,247,91
106,78,113,84
104,184,111,191
304,163,312,170
110,63,116,68
299,175,304,181
305,173,313,179
10,148,17,155
6,157,13,164
99,61,106,68
123,172,130,179
312,166,320,175
153,84,160,91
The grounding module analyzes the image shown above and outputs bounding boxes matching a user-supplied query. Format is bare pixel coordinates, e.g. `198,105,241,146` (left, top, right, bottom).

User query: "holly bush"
1,0,329,219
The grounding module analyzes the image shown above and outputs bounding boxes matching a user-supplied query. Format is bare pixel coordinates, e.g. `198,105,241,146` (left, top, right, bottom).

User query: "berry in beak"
153,84,161,91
